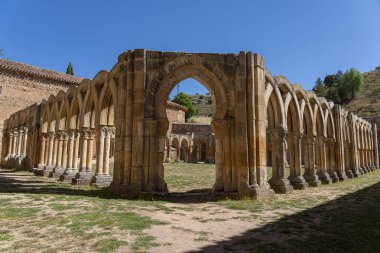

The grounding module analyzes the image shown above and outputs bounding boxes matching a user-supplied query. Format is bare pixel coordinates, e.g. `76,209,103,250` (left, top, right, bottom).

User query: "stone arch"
180,138,189,162
151,57,230,194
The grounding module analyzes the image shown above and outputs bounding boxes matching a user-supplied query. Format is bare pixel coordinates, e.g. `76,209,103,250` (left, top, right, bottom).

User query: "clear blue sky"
1,0,380,96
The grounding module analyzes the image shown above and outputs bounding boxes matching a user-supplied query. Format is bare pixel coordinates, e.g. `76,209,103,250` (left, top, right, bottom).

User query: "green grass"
93,238,128,253
164,162,215,193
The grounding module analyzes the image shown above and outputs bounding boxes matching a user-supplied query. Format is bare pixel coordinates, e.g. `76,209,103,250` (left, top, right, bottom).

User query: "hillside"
186,67,380,119
189,93,213,117
344,67,380,116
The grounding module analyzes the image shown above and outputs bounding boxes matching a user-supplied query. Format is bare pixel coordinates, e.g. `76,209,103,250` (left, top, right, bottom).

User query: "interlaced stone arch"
1,49,379,199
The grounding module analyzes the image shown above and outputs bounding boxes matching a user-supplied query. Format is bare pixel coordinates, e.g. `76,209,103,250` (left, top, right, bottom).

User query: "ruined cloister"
1,50,379,198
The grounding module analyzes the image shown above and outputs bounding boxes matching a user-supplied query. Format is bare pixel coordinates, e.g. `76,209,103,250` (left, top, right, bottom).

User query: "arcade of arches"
1,50,379,198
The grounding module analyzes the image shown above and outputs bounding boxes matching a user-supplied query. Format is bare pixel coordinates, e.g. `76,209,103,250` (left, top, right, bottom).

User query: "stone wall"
0,59,82,165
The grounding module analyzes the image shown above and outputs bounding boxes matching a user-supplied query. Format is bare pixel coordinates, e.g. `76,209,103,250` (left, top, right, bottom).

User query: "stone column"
17,128,23,157
96,126,106,175
21,127,28,157
73,131,80,171
52,130,68,178
7,131,13,158
62,133,68,169
73,128,95,185
92,126,114,187
60,130,75,181
303,134,322,187
46,132,55,171
268,127,293,193
212,120,225,192
316,136,332,184
373,123,379,168
327,138,339,182
287,131,308,189
52,136,58,169
11,129,17,157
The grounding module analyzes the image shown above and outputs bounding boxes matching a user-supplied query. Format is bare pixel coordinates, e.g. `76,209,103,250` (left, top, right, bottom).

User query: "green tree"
66,62,74,75
338,68,363,104
172,92,197,120
313,68,363,105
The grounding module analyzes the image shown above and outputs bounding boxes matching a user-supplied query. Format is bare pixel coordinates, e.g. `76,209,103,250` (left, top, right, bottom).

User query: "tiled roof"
167,100,188,112
0,58,83,85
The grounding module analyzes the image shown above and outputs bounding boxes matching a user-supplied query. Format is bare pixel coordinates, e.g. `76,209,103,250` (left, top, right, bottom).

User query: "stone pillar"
11,129,17,157
45,132,55,171
21,127,28,157
372,123,379,168
212,121,225,192
268,127,293,193
327,137,339,182
7,131,13,158
303,134,322,187
73,128,95,185
17,128,23,157
60,130,80,181
316,136,332,184
95,126,106,175
92,126,114,187
51,130,68,178
287,131,308,189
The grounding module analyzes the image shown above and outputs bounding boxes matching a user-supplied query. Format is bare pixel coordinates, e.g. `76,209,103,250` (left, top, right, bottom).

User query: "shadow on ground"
0,168,214,203
187,181,380,253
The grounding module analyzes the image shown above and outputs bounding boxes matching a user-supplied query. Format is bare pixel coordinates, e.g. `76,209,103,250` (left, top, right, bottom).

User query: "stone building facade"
0,58,83,165
2,50,379,199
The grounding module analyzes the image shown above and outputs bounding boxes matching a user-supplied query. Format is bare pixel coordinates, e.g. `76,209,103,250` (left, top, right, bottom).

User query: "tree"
66,62,74,75
172,92,197,120
338,68,363,103
312,68,363,105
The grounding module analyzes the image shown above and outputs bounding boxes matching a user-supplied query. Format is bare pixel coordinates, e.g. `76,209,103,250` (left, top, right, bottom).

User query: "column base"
352,169,361,177
304,174,322,187
59,169,78,182
268,178,293,194
318,172,332,184
72,171,94,185
50,166,66,178
337,171,348,181
288,175,309,190
361,166,368,174
345,170,354,179
328,171,340,183
90,174,112,188
358,167,365,175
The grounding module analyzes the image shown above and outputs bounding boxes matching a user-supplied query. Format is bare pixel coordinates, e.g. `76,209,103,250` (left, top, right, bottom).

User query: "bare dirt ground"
1,164,380,253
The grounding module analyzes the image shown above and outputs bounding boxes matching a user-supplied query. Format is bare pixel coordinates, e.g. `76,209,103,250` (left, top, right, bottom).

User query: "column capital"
315,135,327,145
57,130,68,140
48,132,56,140
287,131,302,143
82,128,96,139
268,127,288,140
304,134,316,144
23,126,29,134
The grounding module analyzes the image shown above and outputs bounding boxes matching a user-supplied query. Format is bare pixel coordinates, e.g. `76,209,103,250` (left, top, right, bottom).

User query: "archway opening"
163,77,216,195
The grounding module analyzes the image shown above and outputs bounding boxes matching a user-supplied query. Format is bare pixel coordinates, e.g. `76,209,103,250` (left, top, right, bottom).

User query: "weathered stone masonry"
2,50,379,198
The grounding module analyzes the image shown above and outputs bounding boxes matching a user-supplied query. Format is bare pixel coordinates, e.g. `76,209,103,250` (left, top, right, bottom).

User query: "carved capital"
269,127,288,141
82,128,96,139
303,134,316,145
48,132,56,140
57,130,68,140
287,131,302,143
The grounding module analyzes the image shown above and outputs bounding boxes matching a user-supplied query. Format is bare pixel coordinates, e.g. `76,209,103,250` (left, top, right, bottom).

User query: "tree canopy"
312,68,363,105
171,92,197,120
66,62,74,75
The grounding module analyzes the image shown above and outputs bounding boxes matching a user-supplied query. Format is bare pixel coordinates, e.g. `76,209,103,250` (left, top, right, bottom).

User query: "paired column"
21,127,29,157
72,128,96,185
91,126,115,187
60,130,81,181
373,123,379,168
38,133,48,168
51,130,68,177
267,127,293,193
287,131,308,189
326,137,339,182
16,128,23,157
45,132,56,171
7,131,13,158
316,136,332,184
303,134,322,187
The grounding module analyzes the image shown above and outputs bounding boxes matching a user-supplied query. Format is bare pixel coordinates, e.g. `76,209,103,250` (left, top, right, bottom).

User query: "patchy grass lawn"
1,166,380,253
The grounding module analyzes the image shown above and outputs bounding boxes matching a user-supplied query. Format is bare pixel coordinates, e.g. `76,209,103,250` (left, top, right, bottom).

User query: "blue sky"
1,0,380,97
